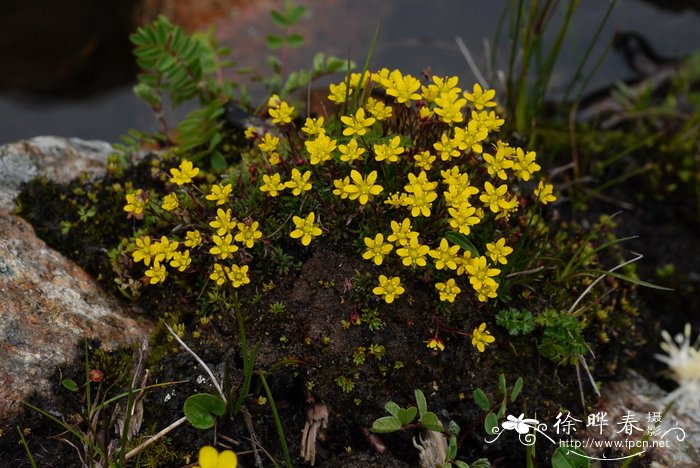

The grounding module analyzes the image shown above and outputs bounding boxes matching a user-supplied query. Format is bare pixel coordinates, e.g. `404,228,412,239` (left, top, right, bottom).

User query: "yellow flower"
362,233,393,265
156,236,179,262
210,264,228,286
365,97,392,120
404,187,438,217
435,278,461,302
434,91,466,124
464,83,497,110
258,133,280,154
396,237,430,267
268,101,294,125
284,168,312,196
344,170,383,205
205,184,233,206
210,233,238,259
209,208,234,236
465,256,500,290
374,136,404,163
226,264,250,288
429,239,460,270
453,120,488,154
339,138,366,163
234,221,263,248
332,176,350,199
184,230,202,248
372,275,405,303
161,193,179,211
301,116,325,136
512,147,541,181
479,182,511,213
425,337,445,352
169,250,191,272
387,218,415,246
132,236,155,265
328,82,351,104
145,262,167,285
340,108,376,137
244,126,258,139
483,149,514,181
414,151,436,170
169,160,200,185
305,133,337,165
448,203,481,235
194,445,238,468
433,132,460,161
471,322,495,352
290,212,322,246
471,110,504,133
384,192,409,208
124,189,148,219
486,238,513,265
384,69,421,105
259,173,286,197
534,180,557,205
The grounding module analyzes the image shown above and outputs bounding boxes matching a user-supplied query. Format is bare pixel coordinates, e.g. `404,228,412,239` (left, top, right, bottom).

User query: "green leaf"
444,231,479,257
384,401,400,417
498,374,507,397
448,433,458,460
266,34,284,50
286,32,305,48
448,419,460,436
603,270,674,291
371,416,403,433
286,5,307,23
326,56,354,73
551,446,590,468
473,388,490,411
511,377,524,402
183,393,227,430
469,459,491,468
209,151,227,171
62,378,78,392
454,461,470,468
398,406,418,426
312,52,325,73
270,10,291,27
497,399,507,418
419,411,443,431
415,389,428,417
484,412,499,435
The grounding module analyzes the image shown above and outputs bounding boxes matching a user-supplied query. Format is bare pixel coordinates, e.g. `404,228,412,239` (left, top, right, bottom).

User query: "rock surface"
0,136,113,212
583,370,700,467
0,137,153,423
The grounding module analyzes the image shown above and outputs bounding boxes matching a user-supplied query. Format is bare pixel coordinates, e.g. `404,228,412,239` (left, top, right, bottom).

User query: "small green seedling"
371,389,443,433
473,373,524,435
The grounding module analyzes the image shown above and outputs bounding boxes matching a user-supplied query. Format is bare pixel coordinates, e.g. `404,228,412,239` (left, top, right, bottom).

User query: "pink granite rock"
0,137,153,423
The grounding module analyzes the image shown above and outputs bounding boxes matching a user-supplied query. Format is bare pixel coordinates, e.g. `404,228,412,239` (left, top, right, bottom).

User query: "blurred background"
1,0,699,145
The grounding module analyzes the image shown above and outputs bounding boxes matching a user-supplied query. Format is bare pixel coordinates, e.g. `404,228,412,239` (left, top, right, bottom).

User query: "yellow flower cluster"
246,69,555,305
125,159,262,288
131,235,190,284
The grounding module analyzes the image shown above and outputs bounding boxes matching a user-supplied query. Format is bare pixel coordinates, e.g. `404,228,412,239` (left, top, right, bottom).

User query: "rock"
583,370,700,466
0,136,113,212
0,137,153,423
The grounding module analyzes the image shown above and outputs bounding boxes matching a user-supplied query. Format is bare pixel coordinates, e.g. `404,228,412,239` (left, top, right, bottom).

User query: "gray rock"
0,136,113,212
583,370,700,466
0,137,153,423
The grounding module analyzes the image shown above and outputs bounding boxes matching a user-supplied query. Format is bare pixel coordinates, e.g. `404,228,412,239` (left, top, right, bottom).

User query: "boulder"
583,370,700,466
0,136,113,212
0,137,153,423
